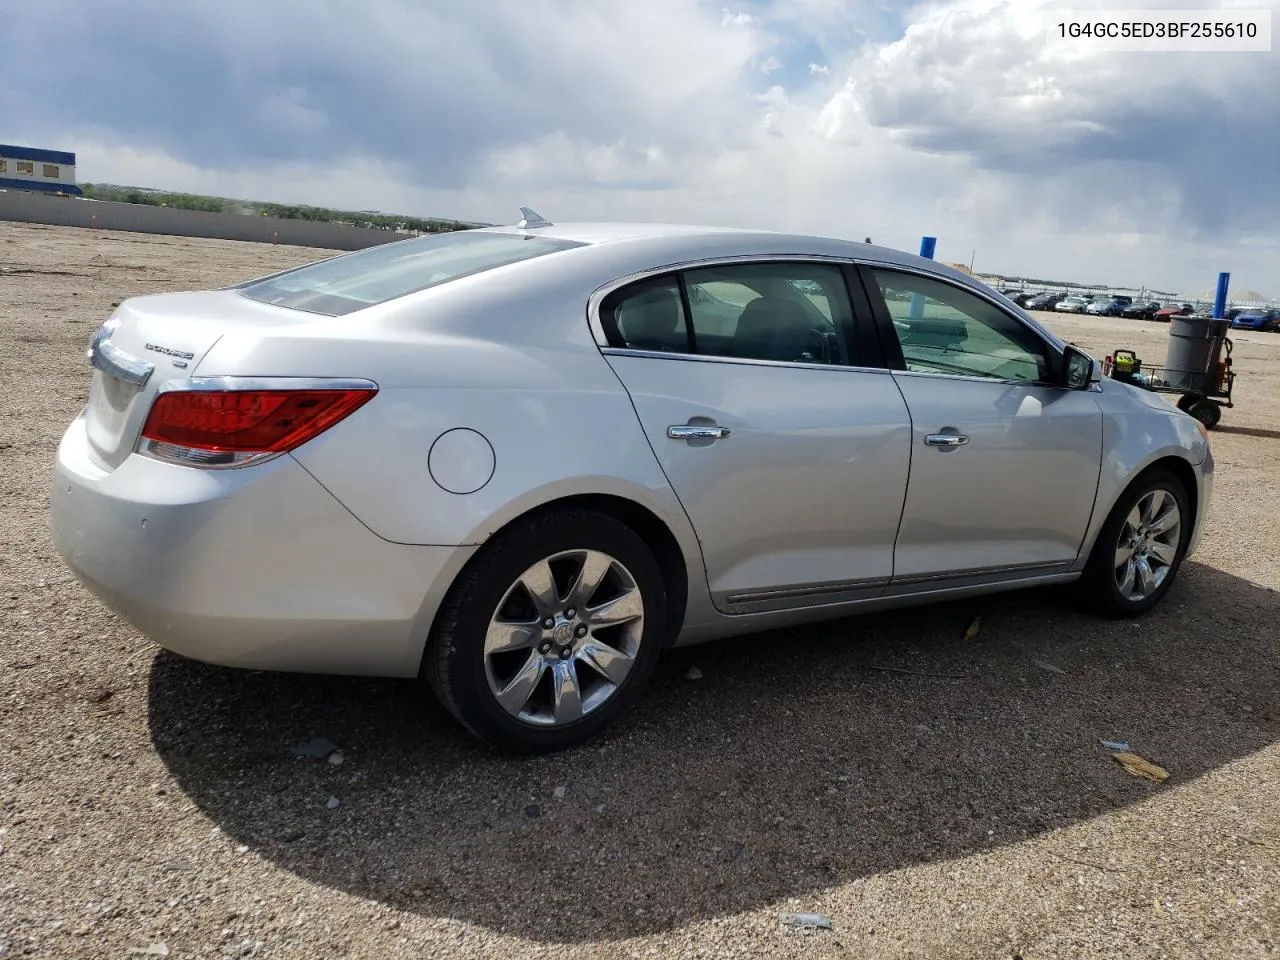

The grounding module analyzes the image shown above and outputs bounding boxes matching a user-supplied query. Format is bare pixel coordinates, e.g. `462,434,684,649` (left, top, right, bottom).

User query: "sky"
2,0,1277,295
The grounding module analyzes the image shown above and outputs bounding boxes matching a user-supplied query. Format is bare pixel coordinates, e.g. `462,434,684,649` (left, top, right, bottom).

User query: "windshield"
237,231,585,316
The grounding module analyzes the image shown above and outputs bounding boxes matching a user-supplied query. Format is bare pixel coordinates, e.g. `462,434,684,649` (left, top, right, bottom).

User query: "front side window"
238,231,585,316
870,269,1050,382
601,261,856,366
42,164,59,178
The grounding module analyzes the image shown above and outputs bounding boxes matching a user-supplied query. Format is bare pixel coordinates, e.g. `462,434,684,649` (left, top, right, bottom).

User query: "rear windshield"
237,231,585,316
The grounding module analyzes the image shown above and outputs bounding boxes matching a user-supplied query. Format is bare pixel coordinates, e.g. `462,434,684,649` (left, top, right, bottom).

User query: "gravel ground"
1,221,1277,960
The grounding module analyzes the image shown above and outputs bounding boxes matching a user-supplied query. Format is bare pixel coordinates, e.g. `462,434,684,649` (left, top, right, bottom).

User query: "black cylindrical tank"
1163,316,1230,392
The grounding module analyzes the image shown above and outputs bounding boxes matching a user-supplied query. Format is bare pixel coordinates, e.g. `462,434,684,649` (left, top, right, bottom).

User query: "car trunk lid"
83,290,313,470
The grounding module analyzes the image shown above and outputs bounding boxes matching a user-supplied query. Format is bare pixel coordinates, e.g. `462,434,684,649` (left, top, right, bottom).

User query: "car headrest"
735,297,810,341
619,287,683,348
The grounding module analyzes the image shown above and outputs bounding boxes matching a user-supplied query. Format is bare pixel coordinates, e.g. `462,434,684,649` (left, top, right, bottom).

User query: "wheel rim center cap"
550,618,576,644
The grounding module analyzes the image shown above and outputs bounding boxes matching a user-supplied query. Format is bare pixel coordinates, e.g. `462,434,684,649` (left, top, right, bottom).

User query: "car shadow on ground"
148,561,1279,944
1212,424,1280,442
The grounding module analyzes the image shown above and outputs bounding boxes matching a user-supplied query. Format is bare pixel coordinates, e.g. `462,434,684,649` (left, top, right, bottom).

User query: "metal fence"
0,189,411,250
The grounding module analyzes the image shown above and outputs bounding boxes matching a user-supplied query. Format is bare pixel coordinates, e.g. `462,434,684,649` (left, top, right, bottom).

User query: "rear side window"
601,261,856,366
238,231,585,316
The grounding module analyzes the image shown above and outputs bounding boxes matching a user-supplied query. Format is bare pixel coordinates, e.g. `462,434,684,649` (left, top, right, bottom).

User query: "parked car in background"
1155,303,1195,321
1230,308,1280,332
1055,295,1092,313
49,216,1215,753
1112,295,1134,307
1122,300,1162,321
1086,297,1125,317
1024,292,1060,311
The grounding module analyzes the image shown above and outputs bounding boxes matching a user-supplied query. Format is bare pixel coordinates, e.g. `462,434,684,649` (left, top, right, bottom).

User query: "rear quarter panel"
194,256,710,618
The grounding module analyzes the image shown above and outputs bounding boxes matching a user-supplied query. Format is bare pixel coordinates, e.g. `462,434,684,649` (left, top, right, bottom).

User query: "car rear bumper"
50,414,474,677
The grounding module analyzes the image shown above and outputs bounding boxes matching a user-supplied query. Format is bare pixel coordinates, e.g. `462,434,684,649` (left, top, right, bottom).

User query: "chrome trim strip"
891,368,1058,388
725,576,889,605
890,559,1071,586
89,337,154,388
156,376,379,394
600,347,893,376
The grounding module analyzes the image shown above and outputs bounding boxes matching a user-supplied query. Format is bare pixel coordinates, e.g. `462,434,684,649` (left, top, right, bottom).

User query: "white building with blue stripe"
0,144,81,195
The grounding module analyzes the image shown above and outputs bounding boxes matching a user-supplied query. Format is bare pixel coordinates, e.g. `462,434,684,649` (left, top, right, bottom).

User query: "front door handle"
924,433,969,447
668,424,731,441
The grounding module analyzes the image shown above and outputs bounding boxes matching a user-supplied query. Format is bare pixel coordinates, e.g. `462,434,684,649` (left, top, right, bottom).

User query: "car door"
859,265,1103,584
595,260,912,613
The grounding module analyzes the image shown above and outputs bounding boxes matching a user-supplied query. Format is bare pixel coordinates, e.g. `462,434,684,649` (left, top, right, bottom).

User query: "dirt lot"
1,221,1277,960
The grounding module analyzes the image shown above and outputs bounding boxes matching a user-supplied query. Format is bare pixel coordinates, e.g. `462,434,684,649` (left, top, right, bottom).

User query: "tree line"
79,184,471,234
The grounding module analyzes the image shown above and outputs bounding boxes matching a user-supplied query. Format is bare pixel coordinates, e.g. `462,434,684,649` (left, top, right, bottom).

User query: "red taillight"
141,386,375,454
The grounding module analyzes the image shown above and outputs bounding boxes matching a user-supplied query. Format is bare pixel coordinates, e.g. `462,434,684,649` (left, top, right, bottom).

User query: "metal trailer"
1101,338,1235,428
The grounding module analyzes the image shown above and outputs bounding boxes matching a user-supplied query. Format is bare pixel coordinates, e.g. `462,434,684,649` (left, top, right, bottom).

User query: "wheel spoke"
496,651,545,714
484,619,537,655
1142,490,1165,524
1118,557,1137,596
584,587,644,628
567,550,613,608
1125,505,1142,533
577,639,633,685
519,560,561,617
1135,556,1156,596
1114,542,1134,568
551,659,583,723
1149,505,1180,535
1148,541,1177,566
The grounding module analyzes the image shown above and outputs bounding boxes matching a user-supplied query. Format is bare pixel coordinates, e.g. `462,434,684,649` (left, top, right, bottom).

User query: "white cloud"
2,0,1276,294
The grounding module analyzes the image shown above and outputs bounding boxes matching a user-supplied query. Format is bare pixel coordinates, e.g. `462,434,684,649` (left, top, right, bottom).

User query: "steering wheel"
803,327,834,364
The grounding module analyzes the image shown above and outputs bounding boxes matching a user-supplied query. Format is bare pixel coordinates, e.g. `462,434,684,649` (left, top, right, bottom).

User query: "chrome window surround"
586,253,1080,388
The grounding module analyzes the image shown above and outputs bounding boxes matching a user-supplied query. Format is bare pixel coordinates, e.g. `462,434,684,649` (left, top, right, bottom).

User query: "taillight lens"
139,381,375,468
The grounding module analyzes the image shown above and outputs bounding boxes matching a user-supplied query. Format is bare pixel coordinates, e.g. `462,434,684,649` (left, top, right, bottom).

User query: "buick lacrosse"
51,210,1213,752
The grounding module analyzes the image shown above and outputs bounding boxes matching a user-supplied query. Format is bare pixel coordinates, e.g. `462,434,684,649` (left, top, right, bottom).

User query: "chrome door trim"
599,347,895,377
88,336,154,388
891,368,1061,389
890,559,1072,588
722,576,890,614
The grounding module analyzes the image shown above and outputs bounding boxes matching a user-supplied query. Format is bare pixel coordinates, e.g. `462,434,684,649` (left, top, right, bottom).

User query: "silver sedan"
51,212,1214,753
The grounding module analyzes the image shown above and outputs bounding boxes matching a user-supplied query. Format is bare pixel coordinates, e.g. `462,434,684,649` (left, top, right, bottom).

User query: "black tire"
425,508,668,754
1188,400,1222,429
1076,468,1191,619
1176,394,1197,413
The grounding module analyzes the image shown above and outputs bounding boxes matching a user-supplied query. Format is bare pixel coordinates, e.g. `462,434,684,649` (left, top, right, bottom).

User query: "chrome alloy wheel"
1113,489,1182,602
483,549,645,726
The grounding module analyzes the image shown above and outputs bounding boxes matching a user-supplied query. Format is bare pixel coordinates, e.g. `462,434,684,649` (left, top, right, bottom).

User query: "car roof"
476,221,969,280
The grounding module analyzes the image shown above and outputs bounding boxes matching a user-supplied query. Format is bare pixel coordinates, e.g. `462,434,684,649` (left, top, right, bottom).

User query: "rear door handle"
667,424,730,441
924,433,969,447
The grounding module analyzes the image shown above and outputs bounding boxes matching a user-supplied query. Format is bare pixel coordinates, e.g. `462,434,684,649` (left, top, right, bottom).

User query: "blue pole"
1213,272,1230,319
910,236,937,319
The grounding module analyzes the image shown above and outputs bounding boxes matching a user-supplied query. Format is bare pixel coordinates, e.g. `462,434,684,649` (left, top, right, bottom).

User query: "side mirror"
1063,345,1099,389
